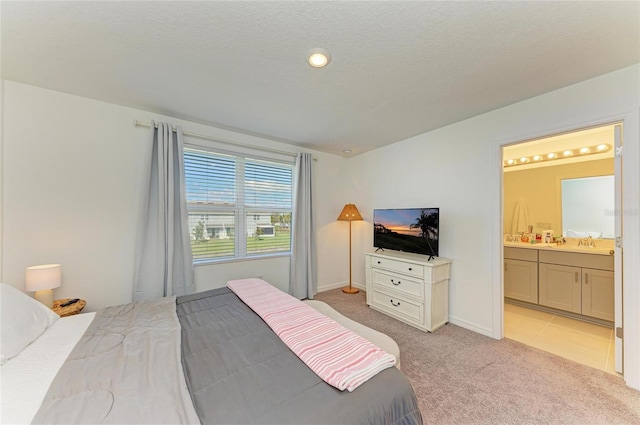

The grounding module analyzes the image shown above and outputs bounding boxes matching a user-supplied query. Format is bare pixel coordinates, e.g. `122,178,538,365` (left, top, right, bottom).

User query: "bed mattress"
20,287,422,425
177,287,422,424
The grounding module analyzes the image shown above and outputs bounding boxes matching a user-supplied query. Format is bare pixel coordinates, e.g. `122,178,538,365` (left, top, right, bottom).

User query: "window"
184,147,293,262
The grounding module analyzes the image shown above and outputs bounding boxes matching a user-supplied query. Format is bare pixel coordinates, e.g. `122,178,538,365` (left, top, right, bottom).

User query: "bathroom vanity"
504,242,614,323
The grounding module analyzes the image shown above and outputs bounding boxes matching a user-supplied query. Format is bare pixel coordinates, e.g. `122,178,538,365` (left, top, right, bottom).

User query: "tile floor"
504,303,617,374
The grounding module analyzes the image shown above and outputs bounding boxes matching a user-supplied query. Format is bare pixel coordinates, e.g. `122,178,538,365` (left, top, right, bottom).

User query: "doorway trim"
491,110,640,390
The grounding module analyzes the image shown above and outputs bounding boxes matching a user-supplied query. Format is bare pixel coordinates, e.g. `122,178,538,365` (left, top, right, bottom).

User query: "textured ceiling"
2,1,638,156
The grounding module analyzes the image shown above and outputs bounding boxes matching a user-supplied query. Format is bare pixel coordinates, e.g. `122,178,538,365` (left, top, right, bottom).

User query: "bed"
1,282,422,424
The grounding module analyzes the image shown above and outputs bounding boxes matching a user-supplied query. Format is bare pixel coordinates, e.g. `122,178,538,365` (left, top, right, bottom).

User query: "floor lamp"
337,203,363,294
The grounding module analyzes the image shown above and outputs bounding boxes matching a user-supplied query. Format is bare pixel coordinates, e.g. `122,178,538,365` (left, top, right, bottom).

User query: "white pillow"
1,283,59,364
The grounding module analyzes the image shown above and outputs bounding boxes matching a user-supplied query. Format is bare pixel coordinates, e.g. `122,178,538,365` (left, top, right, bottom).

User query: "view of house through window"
184,147,293,262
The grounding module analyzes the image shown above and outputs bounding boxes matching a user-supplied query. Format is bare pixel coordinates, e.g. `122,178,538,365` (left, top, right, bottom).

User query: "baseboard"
448,315,495,338
318,281,365,293
505,298,614,328
318,286,494,338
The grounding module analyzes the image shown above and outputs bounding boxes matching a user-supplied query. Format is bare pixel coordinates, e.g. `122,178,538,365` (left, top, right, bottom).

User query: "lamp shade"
25,264,62,291
337,204,363,221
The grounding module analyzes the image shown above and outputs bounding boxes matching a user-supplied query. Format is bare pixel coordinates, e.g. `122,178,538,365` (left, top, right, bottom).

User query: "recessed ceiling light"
342,149,352,155
597,144,607,151
580,147,590,153
308,48,331,68
533,155,542,161
547,153,556,159
563,150,572,156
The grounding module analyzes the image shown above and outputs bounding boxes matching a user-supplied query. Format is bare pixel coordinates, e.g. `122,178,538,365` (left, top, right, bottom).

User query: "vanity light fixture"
307,48,331,68
504,143,612,168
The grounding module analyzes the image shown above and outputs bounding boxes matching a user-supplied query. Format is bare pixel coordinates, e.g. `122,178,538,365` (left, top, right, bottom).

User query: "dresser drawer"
370,289,423,324
370,256,424,278
372,269,423,299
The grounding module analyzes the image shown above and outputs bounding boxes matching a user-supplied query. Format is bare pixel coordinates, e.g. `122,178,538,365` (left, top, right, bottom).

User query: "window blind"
184,147,293,262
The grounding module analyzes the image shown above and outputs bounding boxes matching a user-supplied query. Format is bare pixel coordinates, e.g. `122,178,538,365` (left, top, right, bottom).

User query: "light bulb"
307,48,331,68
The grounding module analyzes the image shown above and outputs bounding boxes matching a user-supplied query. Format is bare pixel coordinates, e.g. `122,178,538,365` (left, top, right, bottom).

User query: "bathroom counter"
504,241,614,256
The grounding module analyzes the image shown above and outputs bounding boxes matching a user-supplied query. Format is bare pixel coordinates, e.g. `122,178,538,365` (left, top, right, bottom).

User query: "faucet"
578,237,596,248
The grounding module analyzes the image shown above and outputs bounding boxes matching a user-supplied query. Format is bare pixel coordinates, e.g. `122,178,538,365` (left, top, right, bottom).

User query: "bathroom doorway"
501,123,623,375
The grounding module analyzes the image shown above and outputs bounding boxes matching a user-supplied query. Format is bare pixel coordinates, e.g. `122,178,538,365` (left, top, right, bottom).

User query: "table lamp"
337,203,363,294
26,264,61,308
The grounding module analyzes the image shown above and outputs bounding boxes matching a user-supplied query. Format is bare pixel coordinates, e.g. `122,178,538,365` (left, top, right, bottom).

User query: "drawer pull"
408,267,413,271
390,279,401,286
390,299,401,307
377,261,381,264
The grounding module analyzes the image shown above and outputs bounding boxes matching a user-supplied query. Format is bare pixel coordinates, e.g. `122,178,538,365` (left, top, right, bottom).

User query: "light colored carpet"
314,289,640,425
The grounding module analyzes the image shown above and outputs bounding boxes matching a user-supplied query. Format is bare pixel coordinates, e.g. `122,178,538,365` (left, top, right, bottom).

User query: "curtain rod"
134,119,308,159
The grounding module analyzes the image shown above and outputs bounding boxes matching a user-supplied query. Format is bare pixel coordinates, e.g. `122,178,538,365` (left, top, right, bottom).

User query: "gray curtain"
134,121,195,301
289,152,317,299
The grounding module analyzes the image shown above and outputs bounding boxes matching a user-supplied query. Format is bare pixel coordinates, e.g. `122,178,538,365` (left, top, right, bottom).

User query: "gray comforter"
177,288,422,424
32,296,200,424
33,288,422,424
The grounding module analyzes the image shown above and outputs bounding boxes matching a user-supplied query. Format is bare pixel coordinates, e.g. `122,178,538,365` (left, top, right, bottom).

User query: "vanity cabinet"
581,268,614,321
539,263,582,313
538,250,614,321
504,247,538,304
365,252,451,332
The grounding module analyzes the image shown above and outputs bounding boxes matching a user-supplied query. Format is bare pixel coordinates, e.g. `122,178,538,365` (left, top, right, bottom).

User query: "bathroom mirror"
561,175,614,239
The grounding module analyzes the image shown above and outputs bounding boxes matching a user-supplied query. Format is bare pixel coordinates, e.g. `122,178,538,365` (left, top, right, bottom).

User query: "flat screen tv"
373,208,439,260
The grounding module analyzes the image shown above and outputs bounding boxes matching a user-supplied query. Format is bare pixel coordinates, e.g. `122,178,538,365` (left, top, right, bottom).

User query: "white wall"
1,81,350,312
346,64,640,389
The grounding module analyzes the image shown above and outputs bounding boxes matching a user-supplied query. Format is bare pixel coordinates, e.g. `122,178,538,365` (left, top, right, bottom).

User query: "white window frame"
184,144,294,265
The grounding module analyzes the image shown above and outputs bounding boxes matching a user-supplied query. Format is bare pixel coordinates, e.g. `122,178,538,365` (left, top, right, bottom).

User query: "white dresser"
365,251,452,332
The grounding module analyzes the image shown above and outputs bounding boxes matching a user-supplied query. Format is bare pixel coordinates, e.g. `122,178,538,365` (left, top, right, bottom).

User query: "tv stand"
365,251,451,332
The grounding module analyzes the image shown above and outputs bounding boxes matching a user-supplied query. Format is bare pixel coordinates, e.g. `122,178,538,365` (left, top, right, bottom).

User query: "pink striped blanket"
227,278,397,392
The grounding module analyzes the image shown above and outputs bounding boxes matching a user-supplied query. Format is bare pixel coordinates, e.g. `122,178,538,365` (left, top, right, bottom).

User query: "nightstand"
52,298,86,317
